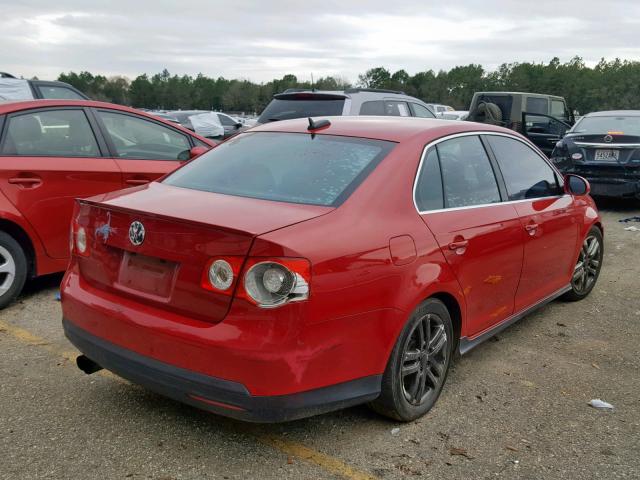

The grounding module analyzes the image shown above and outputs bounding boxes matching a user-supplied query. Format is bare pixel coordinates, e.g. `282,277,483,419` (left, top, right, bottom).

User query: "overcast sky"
2,0,640,83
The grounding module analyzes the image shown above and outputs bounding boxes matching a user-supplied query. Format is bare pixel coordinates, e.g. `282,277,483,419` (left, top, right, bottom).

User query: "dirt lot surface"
1,200,639,480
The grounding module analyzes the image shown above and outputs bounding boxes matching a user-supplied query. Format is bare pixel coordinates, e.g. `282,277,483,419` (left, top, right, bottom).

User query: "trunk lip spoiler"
75,198,336,238
75,198,257,238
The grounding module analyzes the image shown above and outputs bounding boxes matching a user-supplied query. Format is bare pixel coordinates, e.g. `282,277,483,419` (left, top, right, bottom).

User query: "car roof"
473,91,565,100
583,110,640,117
250,115,512,143
0,99,215,144
0,99,143,114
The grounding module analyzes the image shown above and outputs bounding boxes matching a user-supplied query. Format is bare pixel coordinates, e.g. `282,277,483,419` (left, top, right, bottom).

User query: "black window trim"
0,106,108,158
412,131,568,214
90,108,196,161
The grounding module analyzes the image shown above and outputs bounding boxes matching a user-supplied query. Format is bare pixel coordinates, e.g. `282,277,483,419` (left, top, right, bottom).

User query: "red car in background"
0,100,215,307
62,117,602,422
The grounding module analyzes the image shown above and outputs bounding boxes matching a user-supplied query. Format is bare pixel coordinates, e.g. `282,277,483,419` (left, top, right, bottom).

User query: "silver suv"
257,88,436,124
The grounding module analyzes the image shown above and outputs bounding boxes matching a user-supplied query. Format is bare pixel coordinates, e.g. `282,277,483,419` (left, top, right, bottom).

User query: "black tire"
562,226,603,302
370,298,454,421
0,231,27,309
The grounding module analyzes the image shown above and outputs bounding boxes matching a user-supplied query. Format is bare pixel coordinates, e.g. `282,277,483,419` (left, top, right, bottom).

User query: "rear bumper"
586,177,640,198
64,318,381,422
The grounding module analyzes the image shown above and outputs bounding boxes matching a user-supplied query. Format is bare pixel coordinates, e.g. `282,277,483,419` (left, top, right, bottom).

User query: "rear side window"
436,136,501,208
258,98,345,123
164,132,395,206
218,114,236,126
486,135,561,200
0,109,100,157
360,100,410,116
37,85,85,100
551,100,568,122
97,110,191,160
526,97,549,115
410,103,436,118
414,147,443,211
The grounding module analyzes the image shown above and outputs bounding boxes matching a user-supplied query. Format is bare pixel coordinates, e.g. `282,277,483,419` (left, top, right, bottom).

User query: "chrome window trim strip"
412,130,568,215
573,142,640,148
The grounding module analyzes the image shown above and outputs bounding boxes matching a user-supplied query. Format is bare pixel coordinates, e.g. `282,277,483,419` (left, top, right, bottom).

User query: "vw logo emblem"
128,221,145,246
604,134,613,143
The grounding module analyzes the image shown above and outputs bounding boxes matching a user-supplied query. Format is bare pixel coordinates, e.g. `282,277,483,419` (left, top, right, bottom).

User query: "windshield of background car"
258,98,345,122
164,132,395,206
571,116,640,135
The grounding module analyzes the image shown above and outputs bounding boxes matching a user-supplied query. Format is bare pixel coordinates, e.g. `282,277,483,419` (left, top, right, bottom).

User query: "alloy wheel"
572,234,601,294
0,245,16,296
400,313,448,406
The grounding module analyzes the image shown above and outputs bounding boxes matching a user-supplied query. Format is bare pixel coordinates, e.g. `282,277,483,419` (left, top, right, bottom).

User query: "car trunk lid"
75,183,331,323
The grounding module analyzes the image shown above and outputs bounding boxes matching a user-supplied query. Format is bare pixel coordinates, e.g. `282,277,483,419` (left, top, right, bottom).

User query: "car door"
93,109,194,187
0,107,121,259
484,134,578,311
522,112,571,156
415,135,524,337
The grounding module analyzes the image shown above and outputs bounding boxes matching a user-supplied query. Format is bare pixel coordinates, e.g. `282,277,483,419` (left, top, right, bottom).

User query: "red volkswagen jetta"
61,117,603,422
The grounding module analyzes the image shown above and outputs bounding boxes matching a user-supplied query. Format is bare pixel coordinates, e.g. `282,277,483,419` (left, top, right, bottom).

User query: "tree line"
58,56,640,115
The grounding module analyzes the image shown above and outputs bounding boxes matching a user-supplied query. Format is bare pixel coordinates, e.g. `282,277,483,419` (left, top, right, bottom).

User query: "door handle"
448,239,469,254
125,179,150,185
8,176,42,187
525,223,539,236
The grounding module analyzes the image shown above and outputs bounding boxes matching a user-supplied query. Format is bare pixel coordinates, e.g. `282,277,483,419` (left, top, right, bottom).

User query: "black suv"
467,91,574,156
0,72,88,100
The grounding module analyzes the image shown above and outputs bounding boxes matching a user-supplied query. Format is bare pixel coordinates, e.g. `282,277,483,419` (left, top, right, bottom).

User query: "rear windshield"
258,98,345,123
571,116,640,135
164,132,394,206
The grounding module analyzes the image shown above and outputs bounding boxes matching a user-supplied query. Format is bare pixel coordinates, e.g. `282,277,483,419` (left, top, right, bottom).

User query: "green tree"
357,67,391,88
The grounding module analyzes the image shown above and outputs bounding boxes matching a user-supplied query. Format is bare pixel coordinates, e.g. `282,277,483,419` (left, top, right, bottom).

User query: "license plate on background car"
594,149,619,162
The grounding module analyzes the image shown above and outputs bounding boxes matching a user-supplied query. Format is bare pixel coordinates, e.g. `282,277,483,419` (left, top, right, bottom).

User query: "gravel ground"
1,199,638,480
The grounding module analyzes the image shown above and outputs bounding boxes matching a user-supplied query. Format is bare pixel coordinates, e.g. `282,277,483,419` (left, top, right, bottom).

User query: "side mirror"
235,122,243,129
178,146,208,161
565,174,590,196
189,146,209,159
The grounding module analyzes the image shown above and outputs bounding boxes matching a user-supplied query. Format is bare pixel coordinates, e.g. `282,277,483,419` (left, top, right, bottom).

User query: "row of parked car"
0,76,636,310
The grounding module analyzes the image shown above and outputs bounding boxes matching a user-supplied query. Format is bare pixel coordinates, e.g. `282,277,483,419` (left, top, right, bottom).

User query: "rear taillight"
243,259,310,308
201,256,244,295
202,257,310,308
70,214,90,257
76,226,88,254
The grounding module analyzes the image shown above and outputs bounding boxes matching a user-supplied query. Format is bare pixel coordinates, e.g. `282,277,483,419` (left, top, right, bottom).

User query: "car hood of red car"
82,182,333,236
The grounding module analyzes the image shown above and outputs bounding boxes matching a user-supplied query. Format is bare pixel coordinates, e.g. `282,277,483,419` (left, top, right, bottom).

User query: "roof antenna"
308,117,331,131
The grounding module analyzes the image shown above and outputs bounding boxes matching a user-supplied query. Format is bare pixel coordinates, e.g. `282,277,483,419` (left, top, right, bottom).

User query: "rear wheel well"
430,292,462,354
0,220,36,278
593,222,603,234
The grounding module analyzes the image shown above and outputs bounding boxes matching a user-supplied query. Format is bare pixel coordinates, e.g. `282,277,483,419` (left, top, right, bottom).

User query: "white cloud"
1,0,640,82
